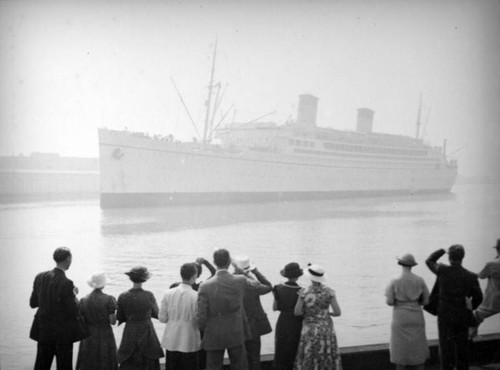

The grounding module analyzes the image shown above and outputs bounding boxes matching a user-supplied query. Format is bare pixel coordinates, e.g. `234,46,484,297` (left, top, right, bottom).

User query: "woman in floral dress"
117,266,164,370
77,271,117,370
293,264,342,370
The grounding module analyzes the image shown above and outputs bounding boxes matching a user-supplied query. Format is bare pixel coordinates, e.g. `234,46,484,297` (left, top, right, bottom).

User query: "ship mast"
415,93,422,140
202,39,218,144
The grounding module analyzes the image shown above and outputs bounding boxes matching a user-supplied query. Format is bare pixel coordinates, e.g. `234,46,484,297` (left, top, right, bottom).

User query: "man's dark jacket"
242,268,273,339
426,249,482,321
29,268,80,343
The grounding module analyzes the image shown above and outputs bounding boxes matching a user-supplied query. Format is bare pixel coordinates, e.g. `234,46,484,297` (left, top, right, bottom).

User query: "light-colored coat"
197,269,251,351
478,258,500,312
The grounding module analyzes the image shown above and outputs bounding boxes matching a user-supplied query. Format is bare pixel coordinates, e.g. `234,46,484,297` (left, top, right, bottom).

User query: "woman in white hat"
385,254,430,370
294,263,342,370
76,271,118,370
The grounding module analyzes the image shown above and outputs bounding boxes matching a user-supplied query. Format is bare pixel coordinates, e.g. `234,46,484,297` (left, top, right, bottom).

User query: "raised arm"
426,249,446,275
250,268,272,295
196,257,216,278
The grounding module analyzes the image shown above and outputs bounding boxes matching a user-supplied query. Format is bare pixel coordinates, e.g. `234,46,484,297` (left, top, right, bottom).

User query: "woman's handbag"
423,277,439,315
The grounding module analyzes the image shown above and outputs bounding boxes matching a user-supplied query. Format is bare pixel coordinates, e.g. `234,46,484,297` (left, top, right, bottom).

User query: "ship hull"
100,189,453,208
98,129,457,208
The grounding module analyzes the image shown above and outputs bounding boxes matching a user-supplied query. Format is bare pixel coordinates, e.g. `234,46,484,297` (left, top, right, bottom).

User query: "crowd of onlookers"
29,239,500,370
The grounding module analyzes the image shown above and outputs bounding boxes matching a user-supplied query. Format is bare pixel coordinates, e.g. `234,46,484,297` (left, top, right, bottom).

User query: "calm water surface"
1,182,499,369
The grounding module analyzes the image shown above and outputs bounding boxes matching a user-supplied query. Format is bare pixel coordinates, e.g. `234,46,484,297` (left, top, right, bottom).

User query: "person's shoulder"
234,274,246,281
164,284,185,297
486,259,500,268
102,291,117,301
323,284,336,295
198,277,215,291
234,274,252,287
117,289,131,300
411,272,426,282
462,267,479,280
34,269,53,279
142,289,155,297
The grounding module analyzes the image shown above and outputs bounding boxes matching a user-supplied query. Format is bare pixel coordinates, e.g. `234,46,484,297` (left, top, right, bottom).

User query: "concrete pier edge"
160,333,500,369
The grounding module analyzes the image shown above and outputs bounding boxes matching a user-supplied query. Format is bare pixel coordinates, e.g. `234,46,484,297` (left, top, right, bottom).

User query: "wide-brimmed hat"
232,255,255,272
306,264,326,283
280,262,303,279
125,266,151,282
87,271,108,289
397,253,418,267
493,239,500,249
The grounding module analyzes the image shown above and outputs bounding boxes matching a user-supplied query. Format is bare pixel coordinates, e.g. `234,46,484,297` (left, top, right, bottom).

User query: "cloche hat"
87,271,108,289
306,264,326,283
397,253,418,267
125,266,151,282
280,262,303,279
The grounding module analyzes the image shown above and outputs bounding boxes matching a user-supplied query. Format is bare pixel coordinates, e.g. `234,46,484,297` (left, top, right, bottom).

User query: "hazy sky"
1,0,499,177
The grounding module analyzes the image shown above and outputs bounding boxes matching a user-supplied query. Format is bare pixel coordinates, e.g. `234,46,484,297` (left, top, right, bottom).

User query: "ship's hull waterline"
98,129,457,208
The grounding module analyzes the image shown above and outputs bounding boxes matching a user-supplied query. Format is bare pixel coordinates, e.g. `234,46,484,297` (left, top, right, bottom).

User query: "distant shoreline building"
0,152,99,203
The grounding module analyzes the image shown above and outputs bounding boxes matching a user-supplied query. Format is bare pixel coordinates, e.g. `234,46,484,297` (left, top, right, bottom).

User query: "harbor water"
1,182,499,369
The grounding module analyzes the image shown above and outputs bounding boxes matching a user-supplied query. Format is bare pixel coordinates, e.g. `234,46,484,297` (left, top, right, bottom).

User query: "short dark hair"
213,249,230,268
180,263,198,281
53,247,71,263
448,244,465,262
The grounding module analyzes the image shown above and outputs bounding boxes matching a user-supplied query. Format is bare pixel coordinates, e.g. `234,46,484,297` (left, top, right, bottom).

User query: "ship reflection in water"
100,192,457,235
0,182,499,369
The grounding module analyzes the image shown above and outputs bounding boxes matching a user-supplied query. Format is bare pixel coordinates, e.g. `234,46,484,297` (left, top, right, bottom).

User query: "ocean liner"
98,92,457,208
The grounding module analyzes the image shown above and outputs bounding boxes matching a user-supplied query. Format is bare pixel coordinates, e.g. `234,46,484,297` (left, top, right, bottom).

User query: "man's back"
242,270,272,339
160,283,200,352
437,264,481,313
198,270,249,351
426,248,482,317
426,246,483,370
30,269,78,323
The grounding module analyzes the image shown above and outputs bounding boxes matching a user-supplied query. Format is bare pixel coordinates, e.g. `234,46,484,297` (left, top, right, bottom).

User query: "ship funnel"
356,108,374,133
297,94,319,126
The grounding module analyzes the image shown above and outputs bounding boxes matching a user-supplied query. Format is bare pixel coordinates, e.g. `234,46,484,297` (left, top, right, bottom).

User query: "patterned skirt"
294,317,342,370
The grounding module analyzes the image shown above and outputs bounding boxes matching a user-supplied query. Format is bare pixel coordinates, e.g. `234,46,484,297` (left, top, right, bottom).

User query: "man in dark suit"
426,244,483,370
197,249,254,370
30,247,80,370
232,255,272,370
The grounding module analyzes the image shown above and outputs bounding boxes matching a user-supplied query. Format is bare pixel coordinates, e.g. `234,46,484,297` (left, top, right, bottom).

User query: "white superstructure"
98,94,457,208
